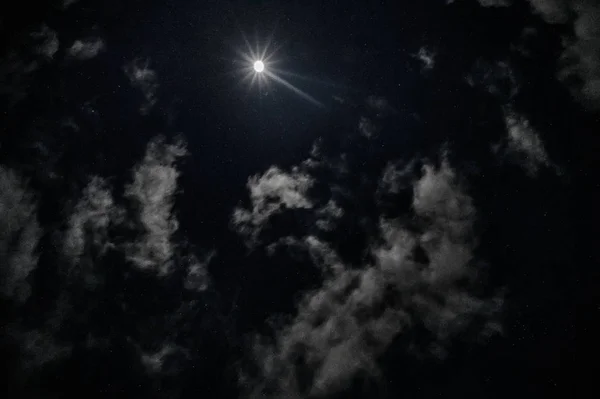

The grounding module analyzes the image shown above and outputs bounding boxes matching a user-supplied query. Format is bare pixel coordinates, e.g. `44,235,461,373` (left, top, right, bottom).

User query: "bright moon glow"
234,31,325,108
253,60,265,73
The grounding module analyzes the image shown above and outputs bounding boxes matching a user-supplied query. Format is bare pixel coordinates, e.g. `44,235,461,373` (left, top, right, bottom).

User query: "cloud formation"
244,158,503,398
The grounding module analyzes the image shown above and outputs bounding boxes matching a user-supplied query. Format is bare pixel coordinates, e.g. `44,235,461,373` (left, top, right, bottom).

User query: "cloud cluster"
0,167,41,304
243,158,503,398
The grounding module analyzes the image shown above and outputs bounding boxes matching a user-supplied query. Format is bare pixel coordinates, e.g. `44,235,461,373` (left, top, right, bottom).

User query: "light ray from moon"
233,29,326,108
264,70,324,108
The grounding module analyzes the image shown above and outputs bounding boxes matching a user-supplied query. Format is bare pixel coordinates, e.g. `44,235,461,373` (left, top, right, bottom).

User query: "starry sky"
0,1,597,398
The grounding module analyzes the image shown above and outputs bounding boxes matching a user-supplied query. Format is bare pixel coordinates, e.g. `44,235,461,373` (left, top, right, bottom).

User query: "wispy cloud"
466,59,520,100
377,159,418,196
414,46,436,71
493,107,561,177
124,136,187,275
474,0,600,109
124,59,159,114
315,200,344,232
63,0,79,9
478,0,512,6
31,24,59,59
62,176,121,286
0,167,41,304
232,166,314,247
184,250,215,292
139,343,190,376
358,116,378,138
527,0,570,23
67,38,105,60
366,95,393,115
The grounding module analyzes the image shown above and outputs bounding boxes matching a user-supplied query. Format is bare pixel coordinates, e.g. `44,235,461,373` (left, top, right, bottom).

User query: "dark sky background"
0,0,597,398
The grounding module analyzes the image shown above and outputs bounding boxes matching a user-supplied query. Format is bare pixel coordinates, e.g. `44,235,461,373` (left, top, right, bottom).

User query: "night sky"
0,1,596,398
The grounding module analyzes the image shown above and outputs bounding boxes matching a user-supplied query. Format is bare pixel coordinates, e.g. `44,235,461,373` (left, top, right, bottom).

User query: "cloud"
358,116,378,138
0,167,41,304
476,0,600,109
31,24,59,59
366,95,393,115
414,47,436,71
140,343,190,376
527,0,570,23
62,176,122,286
447,0,512,6
184,250,215,292
124,136,187,275
63,0,79,8
478,0,512,6
493,107,561,177
6,326,73,374
358,96,396,139
244,158,503,398
377,159,418,196
67,38,105,60
466,59,520,100
555,1,600,110
232,166,315,247
0,53,36,106
124,59,159,114
315,200,344,232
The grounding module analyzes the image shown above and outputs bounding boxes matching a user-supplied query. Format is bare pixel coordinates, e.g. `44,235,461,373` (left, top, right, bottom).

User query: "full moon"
253,60,265,73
